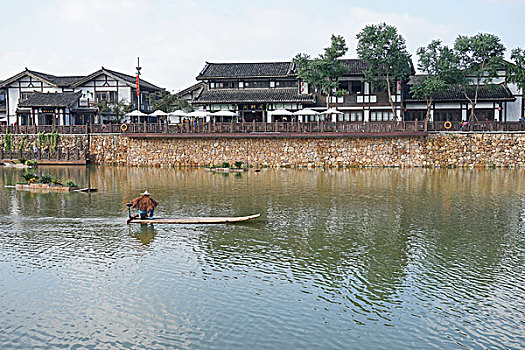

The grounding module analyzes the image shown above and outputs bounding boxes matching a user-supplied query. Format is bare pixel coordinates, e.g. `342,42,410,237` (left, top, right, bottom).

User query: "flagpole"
136,57,142,122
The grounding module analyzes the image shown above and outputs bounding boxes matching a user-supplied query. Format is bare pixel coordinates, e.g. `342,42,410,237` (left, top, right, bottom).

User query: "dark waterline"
0,166,524,349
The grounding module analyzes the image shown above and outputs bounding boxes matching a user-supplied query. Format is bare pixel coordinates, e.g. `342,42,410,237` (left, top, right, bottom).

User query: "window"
20,92,33,101
239,81,244,88
330,95,345,104
20,114,30,125
434,110,462,122
276,80,296,88
270,81,275,88
351,81,362,93
351,111,363,122
96,91,117,102
370,110,394,121
471,109,494,121
244,81,269,88
404,110,426,121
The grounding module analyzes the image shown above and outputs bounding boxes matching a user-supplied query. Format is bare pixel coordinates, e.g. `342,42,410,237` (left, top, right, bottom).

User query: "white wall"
6,76,60,123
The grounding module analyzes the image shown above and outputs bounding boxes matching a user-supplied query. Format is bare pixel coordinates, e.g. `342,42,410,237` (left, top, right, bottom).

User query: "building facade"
192,60,406,122
404,68,521,122
190,60,523,123
0,82,6,124
0,67,163,125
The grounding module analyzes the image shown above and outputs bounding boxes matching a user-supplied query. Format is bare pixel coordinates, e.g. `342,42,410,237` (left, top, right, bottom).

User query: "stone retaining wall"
119,133,525,168
89,134,129,165
4,133,525,167
1,134,87,157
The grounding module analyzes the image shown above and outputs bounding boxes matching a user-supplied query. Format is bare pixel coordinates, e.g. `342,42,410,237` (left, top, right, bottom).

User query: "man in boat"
131,190,158,219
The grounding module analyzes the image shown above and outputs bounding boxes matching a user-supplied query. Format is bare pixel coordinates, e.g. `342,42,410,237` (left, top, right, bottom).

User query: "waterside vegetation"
16,172,78,191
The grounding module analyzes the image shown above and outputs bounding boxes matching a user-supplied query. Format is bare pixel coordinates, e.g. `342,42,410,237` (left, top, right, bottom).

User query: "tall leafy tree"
356,23,412,119
411,40,464,122
454,33,505,121
293,34,349,108
175,97,194,112
97,99,134,123
507,47,525,92
150,90,178,113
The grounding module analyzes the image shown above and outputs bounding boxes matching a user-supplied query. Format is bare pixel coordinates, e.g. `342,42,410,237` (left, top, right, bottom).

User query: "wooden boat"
74,187,99,192
127,213,260,225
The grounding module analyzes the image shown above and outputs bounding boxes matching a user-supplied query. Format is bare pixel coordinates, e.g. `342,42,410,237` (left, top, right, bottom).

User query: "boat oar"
126,203,140,224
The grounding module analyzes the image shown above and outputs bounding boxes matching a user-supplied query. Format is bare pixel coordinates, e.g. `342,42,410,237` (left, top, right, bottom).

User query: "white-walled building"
404,69,523,122
0,82,6,123
0,67,163,125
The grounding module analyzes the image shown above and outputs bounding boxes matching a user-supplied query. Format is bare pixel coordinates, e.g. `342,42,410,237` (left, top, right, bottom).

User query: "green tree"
356,23,412,120
97,99,134,123
150,90,178,113
411,40,464,122
454,33,505,122
174,97,194,112
293,34,349,108
507,47,525,92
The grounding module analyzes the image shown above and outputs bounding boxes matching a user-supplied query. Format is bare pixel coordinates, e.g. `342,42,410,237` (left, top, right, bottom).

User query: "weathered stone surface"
5,132,525,168
100,133,525,168
2,134,88,158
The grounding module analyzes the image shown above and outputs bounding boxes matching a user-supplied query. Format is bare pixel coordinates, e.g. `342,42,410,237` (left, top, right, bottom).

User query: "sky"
1,0,524,92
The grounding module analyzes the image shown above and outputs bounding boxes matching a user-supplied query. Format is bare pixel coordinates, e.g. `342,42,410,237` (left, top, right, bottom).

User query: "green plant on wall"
50,131,59,153
36,131,45,148
18,135,28,152
35,131,58,151
4,130,12,151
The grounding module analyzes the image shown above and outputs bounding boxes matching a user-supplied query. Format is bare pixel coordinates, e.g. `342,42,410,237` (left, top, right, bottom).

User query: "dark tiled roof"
0,68,163,91
339,59,369,75
197,59,376,80
18,91,82,107
175,81,205,97
29,71,84,87
405,82,515,102
0,70,85,88
197,62,294,79
103,68,163,91
195,88,315,103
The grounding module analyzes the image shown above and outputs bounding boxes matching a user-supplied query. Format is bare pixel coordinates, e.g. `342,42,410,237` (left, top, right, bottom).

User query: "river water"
0,166,523,349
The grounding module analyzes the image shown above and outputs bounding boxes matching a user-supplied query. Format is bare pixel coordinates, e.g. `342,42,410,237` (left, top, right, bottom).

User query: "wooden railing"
1,121,524,135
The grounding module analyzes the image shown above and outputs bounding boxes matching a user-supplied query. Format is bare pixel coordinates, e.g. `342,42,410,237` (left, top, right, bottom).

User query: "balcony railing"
0,121,523,135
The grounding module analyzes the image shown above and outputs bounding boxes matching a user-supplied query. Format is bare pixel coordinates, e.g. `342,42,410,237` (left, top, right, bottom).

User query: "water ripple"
0,168,524,349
